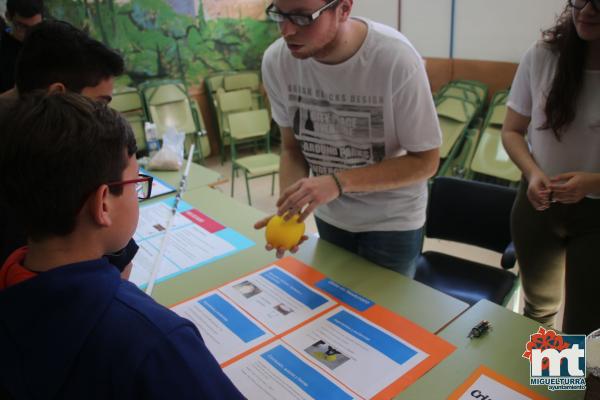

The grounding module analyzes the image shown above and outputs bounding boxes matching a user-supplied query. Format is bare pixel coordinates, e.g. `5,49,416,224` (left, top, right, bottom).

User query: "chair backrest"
224,71,260,92
426,177,517,253
486,90,509,127
436,96,477,123
141,81,198,137
111,88,144,114
217,89,253,113
228,109,271,141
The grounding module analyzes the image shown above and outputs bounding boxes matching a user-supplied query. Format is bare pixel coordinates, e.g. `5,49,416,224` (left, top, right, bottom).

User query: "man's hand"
254,215,308,258
526,171,551,211
276,175,340,222
549,172,599,204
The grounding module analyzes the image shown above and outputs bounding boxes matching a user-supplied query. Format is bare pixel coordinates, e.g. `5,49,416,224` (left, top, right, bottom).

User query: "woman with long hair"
502,0,600,334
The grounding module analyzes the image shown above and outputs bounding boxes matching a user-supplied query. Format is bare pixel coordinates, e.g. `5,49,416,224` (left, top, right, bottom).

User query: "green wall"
44,0,280,87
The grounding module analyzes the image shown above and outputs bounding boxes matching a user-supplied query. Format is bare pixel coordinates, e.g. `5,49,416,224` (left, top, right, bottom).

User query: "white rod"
145,144,195,296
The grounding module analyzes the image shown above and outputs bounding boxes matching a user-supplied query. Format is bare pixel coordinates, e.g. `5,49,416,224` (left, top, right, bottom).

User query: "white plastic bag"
148,126,185,171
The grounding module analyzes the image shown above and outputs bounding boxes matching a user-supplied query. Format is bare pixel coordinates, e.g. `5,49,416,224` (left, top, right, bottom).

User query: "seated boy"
0,92,243,399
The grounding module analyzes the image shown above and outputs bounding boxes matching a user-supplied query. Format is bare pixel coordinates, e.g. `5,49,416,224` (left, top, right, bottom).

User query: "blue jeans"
315,217,423,278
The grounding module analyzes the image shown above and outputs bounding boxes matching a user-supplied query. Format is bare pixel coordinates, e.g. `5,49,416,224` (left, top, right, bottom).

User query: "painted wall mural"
36,0,280,87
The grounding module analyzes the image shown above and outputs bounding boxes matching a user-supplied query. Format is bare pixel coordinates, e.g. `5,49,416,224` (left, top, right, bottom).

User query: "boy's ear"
47,83,67,94
87,184,112,228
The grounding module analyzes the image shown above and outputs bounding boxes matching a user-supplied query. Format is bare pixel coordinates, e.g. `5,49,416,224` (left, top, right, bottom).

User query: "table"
145,162,225,192
148,186,469,334
400,300,585,399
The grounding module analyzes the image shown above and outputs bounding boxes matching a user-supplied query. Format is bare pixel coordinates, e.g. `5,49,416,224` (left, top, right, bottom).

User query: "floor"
201,147,564,329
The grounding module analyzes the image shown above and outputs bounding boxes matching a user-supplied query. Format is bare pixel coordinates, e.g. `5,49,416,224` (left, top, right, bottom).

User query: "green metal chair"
435,80,488,112
438,128,480,178
223,71,262,109
468,90,521,185
451,80,488,103
436,95,478,155
111,87,147,153
215,88,254,164
228,109,279,206
139,80,210,162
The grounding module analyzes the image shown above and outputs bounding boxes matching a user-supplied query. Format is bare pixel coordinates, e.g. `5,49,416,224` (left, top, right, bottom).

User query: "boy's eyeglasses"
569,0,600,11
266,0,340,27
107,174,153,201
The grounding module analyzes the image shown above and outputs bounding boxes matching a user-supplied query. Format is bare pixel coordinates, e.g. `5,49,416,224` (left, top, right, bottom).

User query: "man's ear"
47,82,67,93
339,0,352,21
87,184,112,228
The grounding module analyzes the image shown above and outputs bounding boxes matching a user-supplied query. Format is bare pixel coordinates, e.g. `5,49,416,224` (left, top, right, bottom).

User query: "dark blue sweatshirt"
0,257,245,399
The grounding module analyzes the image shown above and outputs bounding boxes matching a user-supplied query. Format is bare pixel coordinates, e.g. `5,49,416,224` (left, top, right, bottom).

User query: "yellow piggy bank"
265,214,305,250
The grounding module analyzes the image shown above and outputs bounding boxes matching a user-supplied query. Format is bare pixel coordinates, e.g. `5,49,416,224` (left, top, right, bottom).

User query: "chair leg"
230,165,236,197
271,173,276,196
194,132,204,165
244,171,252,206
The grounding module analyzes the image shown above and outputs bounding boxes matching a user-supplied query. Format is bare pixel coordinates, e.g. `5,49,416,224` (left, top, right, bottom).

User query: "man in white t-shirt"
255,0,441,277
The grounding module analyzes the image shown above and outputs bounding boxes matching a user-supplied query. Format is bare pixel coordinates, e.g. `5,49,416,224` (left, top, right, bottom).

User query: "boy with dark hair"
16,19,124,102
0,0,43,93
0,92,243,399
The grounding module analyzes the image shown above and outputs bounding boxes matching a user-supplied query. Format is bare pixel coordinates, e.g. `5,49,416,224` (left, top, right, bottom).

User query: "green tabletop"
148,186,469,334
144,161,225,192
400,300,584,399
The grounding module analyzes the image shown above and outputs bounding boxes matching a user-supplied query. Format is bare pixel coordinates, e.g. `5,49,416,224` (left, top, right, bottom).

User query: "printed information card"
130,198,254,288
171,257,456,399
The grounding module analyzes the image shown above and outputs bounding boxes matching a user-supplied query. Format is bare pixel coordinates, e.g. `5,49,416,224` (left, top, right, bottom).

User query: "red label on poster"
182,209,224,233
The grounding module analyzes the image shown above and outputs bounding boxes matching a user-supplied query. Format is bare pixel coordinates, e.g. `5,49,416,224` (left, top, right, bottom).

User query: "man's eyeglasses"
266,0,340,27
107,174,153,201
569,0,600,11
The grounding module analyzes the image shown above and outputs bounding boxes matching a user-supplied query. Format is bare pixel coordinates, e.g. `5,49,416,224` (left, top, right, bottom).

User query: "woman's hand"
527,171,552,211
549,172,600,204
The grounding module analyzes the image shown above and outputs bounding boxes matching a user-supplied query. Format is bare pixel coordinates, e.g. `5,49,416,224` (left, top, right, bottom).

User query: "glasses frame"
569,0,600,11
266,0,341,27
107,173,153,201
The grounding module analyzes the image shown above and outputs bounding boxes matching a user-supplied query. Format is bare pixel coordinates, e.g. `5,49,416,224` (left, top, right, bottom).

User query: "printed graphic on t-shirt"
288,89,385,177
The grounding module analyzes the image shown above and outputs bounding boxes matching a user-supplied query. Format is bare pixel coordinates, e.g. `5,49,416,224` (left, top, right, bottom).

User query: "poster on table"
172,257,456,399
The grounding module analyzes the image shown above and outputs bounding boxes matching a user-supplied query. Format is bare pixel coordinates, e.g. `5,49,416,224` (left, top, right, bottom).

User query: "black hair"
0,92,137,241
6,0,43,19
540,3,587,139
15,20,124,94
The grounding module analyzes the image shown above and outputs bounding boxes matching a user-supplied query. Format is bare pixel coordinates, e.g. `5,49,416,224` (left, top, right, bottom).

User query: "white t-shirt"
508,41,600,199
262,18,442,232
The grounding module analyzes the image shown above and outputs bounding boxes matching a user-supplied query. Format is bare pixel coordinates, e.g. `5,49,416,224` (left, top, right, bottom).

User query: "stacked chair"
205,70,279,204
434,80,485,177
214,88,254,164
205,70,267,164
111,87,148,154
467,90,521,186
139,80,210,163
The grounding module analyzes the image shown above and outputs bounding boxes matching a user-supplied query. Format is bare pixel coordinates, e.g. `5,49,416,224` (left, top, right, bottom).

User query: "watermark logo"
522,327,586,391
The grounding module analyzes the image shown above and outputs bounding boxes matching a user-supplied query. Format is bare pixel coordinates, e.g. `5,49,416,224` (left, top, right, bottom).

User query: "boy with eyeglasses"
256,0,441,278
0,92,244,399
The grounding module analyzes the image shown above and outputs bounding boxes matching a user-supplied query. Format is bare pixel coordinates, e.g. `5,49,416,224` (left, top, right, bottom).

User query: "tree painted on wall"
45,0,280,87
